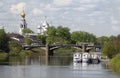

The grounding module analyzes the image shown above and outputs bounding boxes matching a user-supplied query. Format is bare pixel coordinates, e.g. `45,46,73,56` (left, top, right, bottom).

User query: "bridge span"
22,43,101,57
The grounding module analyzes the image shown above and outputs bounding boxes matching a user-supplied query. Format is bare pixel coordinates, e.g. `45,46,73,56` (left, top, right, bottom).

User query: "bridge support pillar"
82,44,87,52
46,45,54,57
46,44,49,57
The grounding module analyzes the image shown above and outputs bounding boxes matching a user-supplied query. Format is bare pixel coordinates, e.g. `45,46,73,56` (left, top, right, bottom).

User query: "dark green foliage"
25,37,31,45
46,37,53,44
47,26,56,36
22,28,34,34
54,47,79,53
102,35,120,58
46,26,71,44
102,41,118,58
97,36,110,46
109,54,120,74
0,29,9,52
71,31,96,43
0,52,8,61
57,26,71,41
9,40,22,56
36,34,46,44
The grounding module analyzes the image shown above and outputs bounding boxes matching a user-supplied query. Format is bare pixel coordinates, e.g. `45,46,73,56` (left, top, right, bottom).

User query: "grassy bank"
0,52,8,61
109,54,120,74
19,48,46,57
54,47,80,56
0,48,46,62
1,47,45,57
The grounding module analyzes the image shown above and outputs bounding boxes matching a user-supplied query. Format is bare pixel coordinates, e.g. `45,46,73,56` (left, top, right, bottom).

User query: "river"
0,56,120,78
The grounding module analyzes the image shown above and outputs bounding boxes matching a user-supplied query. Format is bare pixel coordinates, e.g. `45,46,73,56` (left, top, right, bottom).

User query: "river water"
0,56,120,78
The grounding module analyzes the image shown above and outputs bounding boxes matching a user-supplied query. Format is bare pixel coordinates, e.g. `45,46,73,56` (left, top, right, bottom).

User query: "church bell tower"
19,10,27,35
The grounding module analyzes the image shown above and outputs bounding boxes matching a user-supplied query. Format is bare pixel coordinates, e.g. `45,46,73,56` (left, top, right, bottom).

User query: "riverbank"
109,54,120,74
0,47,78,62
19,48,46,57
0,52,8,62
0,48,46,62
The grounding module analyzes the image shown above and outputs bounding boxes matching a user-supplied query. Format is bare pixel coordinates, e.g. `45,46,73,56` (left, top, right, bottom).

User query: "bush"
9,40,22,56
25,37,31,45
0,53,8,61
102,41,119,58
109,54,120,74
19,50,32,57
0,29,9,52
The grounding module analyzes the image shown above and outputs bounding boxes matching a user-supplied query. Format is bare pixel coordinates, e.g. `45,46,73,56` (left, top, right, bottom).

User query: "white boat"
73,52,82,63
89,53,101,64
73,52,100,64
82,52,90,63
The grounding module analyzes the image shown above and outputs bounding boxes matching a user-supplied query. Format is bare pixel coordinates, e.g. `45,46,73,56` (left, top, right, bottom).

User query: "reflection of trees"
8,55,72,66
48,56,72,65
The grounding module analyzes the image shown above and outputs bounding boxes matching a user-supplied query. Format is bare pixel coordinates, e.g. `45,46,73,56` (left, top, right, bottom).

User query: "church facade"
19,10,49,35
37,18,49,35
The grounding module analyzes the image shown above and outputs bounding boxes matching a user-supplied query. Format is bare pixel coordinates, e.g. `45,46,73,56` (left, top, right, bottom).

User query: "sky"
0,0,120,37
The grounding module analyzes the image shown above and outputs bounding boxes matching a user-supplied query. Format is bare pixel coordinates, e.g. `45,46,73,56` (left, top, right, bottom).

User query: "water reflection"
0,56,73,66
0,56,120,78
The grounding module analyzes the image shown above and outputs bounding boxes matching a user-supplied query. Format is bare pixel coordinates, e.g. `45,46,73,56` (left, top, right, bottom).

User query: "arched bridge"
22,43,102,56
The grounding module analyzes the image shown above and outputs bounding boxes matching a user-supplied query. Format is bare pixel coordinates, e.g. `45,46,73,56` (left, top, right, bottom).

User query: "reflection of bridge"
22,43,101,56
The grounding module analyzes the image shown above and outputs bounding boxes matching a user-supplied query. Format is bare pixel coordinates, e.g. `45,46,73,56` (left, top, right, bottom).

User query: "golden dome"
21,10,25,18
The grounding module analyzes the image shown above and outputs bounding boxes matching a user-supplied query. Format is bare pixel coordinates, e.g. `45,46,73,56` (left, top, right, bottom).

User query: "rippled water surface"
0,56,119,78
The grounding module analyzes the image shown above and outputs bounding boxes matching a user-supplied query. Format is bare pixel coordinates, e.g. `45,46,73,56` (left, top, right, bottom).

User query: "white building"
37,18,49,34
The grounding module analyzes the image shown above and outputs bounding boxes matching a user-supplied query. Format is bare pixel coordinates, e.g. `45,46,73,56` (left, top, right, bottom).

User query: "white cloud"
111,17,118,24
45,4,59,11
74,7,87,12
32,8,43,15
88,11,102,16
79,0,100,3
10,2,26,14
53,0,72,6
0,2,3,8
112,26,120,31
74,4,96,11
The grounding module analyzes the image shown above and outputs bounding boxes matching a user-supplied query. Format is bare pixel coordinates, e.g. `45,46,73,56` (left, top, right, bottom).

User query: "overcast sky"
0,0,120,37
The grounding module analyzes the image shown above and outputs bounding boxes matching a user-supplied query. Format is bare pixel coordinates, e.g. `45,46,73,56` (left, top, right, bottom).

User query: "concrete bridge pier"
82,44,87,52
46,45,54,56
45,45,54,65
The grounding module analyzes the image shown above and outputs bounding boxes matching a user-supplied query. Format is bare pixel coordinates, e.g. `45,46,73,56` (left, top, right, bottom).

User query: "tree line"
0,26,118,57
39,26,97,44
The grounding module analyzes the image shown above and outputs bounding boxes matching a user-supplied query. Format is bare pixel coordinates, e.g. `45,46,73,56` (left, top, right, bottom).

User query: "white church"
37,17,49,35
19,10,49,35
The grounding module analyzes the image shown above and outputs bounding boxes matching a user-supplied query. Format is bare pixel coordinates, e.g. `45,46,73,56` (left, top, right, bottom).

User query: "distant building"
37,17,49,35
19,10,27,35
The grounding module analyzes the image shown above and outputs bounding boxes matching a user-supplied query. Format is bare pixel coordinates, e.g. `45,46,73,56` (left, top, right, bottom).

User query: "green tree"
57,26,71,42
46,37,53,44
46,26,56,44
71,31,81,43
22,28,34,35
25,37,31,45
102,41,118,58
102,35,120,58
46,26,56,36
9,40,22,55
71,31,96,43
46,26,71,44
97,36,110,46
36,34,46,44
0,29,9,52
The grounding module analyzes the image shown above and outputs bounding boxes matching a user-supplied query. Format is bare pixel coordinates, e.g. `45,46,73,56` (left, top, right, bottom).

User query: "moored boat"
82,52,90,63
73,52,82,63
